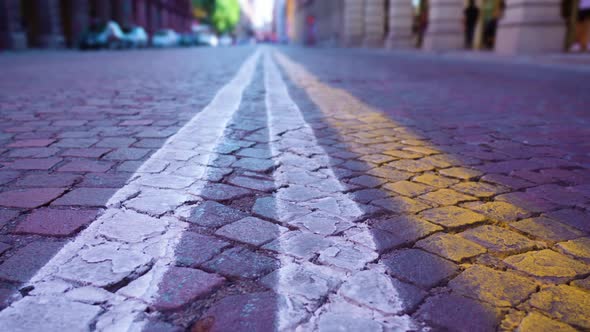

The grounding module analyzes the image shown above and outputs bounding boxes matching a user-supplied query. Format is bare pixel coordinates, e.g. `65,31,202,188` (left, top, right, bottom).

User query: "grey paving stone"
175,232,230,267
187,201,248,228
381,249,458,288
215,217,286,246
154,267,224,311
204,247,277,279
197,183,252,201
415,293,503,332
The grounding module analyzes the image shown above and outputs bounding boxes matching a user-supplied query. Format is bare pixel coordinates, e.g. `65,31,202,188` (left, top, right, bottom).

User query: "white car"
219,34,233,46
123,26,148,48
197,33,218,47
152,29,179,47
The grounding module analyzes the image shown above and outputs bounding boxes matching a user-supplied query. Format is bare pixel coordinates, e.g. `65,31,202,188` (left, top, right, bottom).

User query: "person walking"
464,0,480,49
576,0,590,51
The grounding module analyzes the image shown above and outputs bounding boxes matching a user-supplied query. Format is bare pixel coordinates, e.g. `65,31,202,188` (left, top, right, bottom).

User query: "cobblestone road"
0,47,589,331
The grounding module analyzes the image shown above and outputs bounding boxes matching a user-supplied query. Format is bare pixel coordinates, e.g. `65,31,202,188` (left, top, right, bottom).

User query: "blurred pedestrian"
483,0,505,49
464,0,480,49
574,0,590,51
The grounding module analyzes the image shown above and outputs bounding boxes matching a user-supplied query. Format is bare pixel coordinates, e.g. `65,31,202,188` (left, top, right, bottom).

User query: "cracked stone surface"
0,45,589,331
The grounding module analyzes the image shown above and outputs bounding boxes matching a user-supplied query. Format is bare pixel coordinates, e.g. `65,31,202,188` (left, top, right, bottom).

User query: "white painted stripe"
0,50,261,332
264,50,416,331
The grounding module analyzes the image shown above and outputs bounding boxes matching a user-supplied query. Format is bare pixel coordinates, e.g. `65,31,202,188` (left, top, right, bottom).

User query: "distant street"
0,46,589,331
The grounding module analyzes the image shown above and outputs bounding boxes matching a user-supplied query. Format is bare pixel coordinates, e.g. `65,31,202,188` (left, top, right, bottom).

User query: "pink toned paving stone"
0,242,11,255
0,241,65,282
0,188,66,208
6,139,55,148
0,209,19,228
0,171,21,185
57,160,114,173
9,158,62,170
153,267,224,311
14,208,98,236
15,173,80,188
120,120,153,126
7,147,60,158
61,148,111,158
51,188,117,207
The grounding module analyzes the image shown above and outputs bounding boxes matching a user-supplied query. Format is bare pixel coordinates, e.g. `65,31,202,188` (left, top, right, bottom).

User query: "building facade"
287,0,572,55
0,0,193,50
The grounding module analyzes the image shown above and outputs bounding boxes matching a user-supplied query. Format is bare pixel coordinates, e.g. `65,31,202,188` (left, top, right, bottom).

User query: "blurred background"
0,0,588,54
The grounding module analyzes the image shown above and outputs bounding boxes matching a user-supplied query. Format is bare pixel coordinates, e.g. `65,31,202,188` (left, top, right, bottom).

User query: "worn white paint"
0,50,261,332
264,50,416,331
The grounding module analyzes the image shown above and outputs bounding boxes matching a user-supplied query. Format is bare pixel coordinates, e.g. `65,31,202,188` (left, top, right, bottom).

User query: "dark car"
79,21,126,50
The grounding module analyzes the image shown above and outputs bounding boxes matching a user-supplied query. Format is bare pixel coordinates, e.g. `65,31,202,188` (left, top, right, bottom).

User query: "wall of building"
0,0,193,50
285,0,570,54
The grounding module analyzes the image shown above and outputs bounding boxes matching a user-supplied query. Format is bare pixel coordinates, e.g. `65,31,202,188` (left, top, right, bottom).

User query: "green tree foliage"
192,0,240,34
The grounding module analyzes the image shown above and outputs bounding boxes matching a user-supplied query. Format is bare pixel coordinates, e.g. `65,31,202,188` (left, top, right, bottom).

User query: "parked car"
122,26,148,48
196,32,218,47
79,21,125,50
219,34,233,46
152,29,179,47
179,33,197,47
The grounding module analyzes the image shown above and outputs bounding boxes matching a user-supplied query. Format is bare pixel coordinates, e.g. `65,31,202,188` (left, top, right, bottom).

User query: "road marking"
0,50,261,331
264,50,417,331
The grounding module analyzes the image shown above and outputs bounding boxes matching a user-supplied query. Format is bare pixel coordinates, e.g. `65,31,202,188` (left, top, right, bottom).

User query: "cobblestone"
528,285,590,329
1,46,590,330
459,225,538,253
504,249,590,282
416,233,486,262
420,206,486,228
14,208,97,236
448,265,537,307
556,237,590,261
215,217,286,246
382,249,458,288
510,217,584,242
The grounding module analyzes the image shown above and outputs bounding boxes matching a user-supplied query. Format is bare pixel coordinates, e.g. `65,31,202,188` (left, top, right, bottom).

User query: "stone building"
287,0,573,55
0,0,193,50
